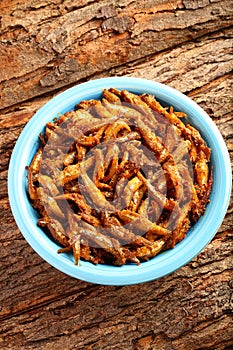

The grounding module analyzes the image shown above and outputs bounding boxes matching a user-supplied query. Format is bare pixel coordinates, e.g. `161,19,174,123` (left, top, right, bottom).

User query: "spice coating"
26,88,212,266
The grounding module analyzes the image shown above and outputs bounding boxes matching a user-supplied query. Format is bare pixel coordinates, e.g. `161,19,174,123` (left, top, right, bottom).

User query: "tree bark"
0,0,232,108
0,1,232,349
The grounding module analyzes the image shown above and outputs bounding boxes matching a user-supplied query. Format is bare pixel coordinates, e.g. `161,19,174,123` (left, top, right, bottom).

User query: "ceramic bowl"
8,77,232,285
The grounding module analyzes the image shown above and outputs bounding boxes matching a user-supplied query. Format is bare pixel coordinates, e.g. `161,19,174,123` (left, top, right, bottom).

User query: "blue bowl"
8,77,232,285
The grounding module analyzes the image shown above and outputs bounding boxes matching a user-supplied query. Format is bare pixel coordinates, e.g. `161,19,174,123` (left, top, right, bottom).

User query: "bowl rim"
8,77,232,285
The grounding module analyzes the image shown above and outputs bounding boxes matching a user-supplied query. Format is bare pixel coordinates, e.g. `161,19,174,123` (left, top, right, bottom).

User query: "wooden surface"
0,1,233,349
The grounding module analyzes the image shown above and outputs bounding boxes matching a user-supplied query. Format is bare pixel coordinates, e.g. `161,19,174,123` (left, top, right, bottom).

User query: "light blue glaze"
8,77,232,285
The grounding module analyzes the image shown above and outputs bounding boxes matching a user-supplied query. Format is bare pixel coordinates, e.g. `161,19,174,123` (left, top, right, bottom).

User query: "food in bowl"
26,88,212,266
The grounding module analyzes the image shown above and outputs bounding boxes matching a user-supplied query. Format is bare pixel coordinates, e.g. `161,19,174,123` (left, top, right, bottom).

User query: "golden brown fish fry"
137,196,149,217
39,214,69,247
78,220,127,266
103,143,120,181
55,192,93,215
76,125,107,147
80,212,101,226
141,93,186,130
65,211,81,265
29,147,43,174
136,117,170,164
94,100,115,119
28,87,212,267
131,239,166,261
123,176,143,208
195,150,209,189
118,210,171,238
80,168,115,212
172,140,191,163
76,144,87,162
108,88,122,97
75,99,98,110
103,89,121,104
92,148,105,184
121,89,158,127
42,192,66,220
137,171,168,210
128,184,147,212
26,147,43,200
38,175,59,197
103,98,142,120
169,202,191,247
104,120,131,140
58,163,80,185
63,150,76,167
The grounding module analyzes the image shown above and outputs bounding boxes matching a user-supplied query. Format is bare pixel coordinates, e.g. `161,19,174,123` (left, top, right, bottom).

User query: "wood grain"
0,0,233,108
0,0,232,349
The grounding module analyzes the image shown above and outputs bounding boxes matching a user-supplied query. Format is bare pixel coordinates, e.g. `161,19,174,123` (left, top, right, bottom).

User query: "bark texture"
0,0,232,349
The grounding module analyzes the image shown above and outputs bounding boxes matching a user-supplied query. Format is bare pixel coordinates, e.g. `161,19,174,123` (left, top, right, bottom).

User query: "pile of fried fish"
27,88,212,266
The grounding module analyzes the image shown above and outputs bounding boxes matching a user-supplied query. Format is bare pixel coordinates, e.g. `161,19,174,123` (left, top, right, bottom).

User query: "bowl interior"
8,77,232,285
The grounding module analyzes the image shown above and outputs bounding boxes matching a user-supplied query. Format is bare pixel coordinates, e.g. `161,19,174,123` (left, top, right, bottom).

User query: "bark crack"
0,284,99,322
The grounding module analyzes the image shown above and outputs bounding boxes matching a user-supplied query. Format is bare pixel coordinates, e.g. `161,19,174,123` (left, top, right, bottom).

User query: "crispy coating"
27,89,212,266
